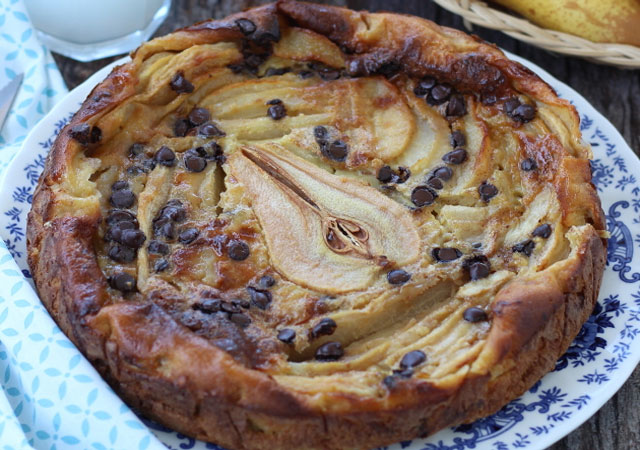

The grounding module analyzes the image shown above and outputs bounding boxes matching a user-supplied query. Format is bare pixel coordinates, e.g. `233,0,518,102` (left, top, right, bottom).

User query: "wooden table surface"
51,1,640,449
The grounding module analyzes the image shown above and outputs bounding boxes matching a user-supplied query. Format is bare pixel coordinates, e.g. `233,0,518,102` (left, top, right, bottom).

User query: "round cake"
27,2,607,449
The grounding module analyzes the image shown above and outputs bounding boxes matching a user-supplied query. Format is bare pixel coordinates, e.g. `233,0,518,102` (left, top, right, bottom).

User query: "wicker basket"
433,0,640,68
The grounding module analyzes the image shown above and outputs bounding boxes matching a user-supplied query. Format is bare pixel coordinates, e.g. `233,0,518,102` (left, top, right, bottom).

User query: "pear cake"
27,2,607,449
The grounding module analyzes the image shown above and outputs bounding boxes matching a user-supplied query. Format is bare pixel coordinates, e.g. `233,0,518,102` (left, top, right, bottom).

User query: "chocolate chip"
221,301,242,315
323,140,348,162
108,244,136,263
427,177,443,190
481,93,497,105
532,224,552,239
106,210,138,226
400,350,426,369
159,200,186,222
442,148,468,165
184,150,207,172
377,166,394,183
248,287,271,310
266,99,282,105
298,70,314,79
267,102,287,120
194,298,222,314
228,240,250,261
432,166,453,181
396,166,411,183
188,107,211,126
110,189,135,209
314,125,328,142
178,227,199,244
170,71,194,94
129,143,145,157
513,239,535,256
153,218,175,239
259,275,276,288
315,342,343,361
319,69,340,81
478,182,498,202
387,269,410,285
383,375,398,389
154,258,169,272
504,98,521,114
277,328,296,344
446,95,466,117
464,255,491,281
310,318,337,339
428,84,452,105
264,67,290,77
512,104,536,123
174,118,190,137
106,220,136,242
520,158,537,171
198,122,225,138
155,146,176,167
432,247,462,262
110,272,136,292
69,123,101,145
119,229,146,249
230,313,251,328
147,240,169,255
450,131,466,148
411,186,436,207
111,180,129,191
414,77,436,96
463,307,488,323
235,18,256,35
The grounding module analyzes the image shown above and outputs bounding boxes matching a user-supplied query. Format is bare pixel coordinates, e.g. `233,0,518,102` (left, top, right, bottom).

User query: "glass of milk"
24,0,172,61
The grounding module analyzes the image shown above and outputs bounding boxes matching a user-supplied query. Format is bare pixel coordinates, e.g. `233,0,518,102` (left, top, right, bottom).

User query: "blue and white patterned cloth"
0,1,166,449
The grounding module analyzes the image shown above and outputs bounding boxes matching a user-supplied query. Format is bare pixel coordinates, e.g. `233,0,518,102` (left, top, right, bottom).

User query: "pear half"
229,144,420,294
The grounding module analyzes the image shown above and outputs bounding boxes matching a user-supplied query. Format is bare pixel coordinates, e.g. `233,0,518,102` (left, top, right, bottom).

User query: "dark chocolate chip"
155,146,176,167
111,180,129,191
119,229,146,249
414,77,436,96
159,200,186,222
106,220,136,242
230,313,251,328
298,70,314,79
428,84,452,105
513,239,535,256
110,189,135,208
264,67,291,77
129,143,145,157
464,255,491,281
184,150,207,172
108,244,136,263
446,95,466,117
221,301,242,314
481,93,497,105
198,122,226,138
267,103,287,120
411,186,436,207
314,125,329,142
228,239,250,261
266,98,282,105
323,140,349,162
233,299,251,309
512,104,536,123
463,307,488,323
427,177,444,190
170,71,194,94
174,118,190,137
188,107,211,126
432,247,462,262
432,166,453,181
259,275,276,288
504,98,521,114
153,218,175,239
450,131,466,148
478,182,498,202
396,166,411,183
248,287,272,310
194,298,222,314
110,272,136,292
106,210,138,226
442,148,468,165
235,18,256,35
154,258,169,272
315,342,343,361
147,240,169,255
319,69,340,81
277,328,296,344
69,123,101,145
400,350,426,369
520,158,537,171
377,166,394,183
532,224,552,239
387,269,410,285
383,375,398,389
310,318,337,339
178,227,199,244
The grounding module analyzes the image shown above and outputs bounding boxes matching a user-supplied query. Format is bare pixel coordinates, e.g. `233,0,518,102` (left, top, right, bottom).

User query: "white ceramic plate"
1,52,639,450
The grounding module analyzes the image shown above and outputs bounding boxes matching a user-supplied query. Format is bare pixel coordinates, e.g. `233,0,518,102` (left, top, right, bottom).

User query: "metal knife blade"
0,73,24,131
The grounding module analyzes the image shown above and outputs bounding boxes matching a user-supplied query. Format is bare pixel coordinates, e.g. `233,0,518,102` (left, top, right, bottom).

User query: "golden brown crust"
27,2,607,449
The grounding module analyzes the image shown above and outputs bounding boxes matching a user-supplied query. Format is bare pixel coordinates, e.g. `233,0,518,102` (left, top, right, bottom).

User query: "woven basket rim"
432,0,640,68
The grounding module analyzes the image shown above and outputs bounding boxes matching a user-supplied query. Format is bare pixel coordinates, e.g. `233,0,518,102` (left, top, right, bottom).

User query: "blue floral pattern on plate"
0,53,639,450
